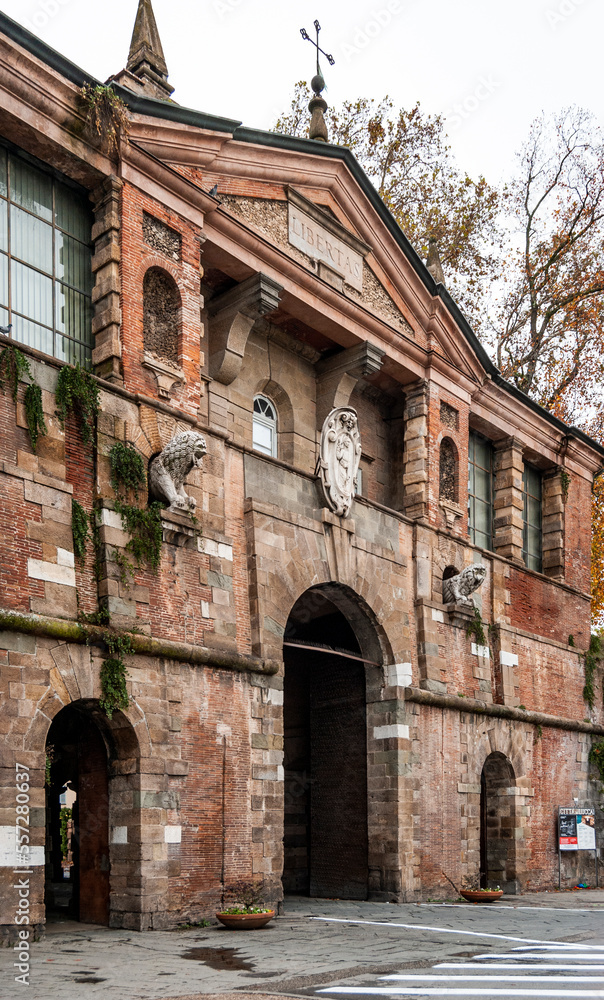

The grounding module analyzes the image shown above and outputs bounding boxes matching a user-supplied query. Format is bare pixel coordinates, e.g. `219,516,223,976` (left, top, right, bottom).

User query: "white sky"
2,0,603,185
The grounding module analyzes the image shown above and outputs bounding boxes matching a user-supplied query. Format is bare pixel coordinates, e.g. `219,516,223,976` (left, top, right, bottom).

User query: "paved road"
2,893,604,1000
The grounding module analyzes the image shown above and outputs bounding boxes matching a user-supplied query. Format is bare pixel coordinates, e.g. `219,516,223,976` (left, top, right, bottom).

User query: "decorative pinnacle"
126,0,174,101
300,19,334,142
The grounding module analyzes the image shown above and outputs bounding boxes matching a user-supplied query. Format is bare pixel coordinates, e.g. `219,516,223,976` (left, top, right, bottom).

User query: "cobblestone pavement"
2,892,604,1000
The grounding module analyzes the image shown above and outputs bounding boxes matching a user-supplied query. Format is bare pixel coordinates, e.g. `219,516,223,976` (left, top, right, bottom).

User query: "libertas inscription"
287,188,369,292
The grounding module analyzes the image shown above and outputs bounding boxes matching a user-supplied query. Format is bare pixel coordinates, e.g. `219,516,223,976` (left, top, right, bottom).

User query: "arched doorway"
282,585,382,900
45,704,110,924
480,752,517,892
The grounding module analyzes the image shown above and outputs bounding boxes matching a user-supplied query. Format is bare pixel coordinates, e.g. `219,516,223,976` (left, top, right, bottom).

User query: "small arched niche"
439,437,458,503
143,266,181,363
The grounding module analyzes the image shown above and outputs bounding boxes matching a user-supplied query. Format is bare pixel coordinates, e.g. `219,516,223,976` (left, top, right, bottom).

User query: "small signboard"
558,806,596,851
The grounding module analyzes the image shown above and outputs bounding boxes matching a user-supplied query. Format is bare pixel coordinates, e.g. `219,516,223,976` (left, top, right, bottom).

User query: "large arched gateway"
282,585,385,900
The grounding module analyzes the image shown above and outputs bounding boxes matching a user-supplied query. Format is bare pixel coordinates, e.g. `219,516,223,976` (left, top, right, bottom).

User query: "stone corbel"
439,498,463,530
142,352,186,399
208,273,283,385
315,341,385,426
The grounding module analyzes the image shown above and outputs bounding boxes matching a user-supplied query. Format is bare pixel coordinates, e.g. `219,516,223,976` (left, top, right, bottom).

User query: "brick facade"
0,13,603,940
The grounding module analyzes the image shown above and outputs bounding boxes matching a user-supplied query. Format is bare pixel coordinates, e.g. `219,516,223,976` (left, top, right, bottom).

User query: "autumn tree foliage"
273,84,501,330
488,107,604,420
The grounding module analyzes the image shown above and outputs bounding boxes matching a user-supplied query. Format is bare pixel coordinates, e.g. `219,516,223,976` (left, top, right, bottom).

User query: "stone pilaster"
91,178,123,382
493,437,524,562
402,381,429,520
542,470,565,579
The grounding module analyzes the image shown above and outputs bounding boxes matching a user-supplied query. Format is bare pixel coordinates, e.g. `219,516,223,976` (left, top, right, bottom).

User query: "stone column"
402,381,429,520
493,437,524,563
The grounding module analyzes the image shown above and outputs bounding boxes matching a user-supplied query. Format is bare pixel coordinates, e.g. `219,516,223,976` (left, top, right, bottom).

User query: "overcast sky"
2,0,602,185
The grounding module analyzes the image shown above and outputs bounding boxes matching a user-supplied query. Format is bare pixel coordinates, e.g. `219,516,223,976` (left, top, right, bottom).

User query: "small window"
253,395,277,457
523,464,542,572
468,431,494,551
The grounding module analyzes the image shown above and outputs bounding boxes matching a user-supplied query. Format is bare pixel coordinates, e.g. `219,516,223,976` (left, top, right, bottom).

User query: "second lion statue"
149,431,207,514
442,564,487,606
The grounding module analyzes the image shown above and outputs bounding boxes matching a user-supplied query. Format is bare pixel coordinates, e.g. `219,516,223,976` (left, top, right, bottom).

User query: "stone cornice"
404,686,604,735
0,609,278,676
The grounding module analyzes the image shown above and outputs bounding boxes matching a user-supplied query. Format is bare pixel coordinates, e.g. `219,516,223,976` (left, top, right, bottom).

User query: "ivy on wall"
0,343,47,452
109,441,163,578
80,84,130,156
55,363,100,447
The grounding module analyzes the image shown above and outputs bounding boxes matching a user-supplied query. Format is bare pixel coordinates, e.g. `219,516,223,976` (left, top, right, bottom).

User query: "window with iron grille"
0,141,93,364
468,431,494,551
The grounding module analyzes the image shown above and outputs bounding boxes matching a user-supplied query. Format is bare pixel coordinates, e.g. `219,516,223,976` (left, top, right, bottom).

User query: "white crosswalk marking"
316,929,604,999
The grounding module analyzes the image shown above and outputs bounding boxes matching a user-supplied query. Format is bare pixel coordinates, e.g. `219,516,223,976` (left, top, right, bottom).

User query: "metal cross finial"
300,19,335,79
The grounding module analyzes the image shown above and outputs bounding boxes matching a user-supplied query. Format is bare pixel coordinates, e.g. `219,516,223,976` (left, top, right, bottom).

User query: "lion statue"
442,564,487,606
149,431,207,514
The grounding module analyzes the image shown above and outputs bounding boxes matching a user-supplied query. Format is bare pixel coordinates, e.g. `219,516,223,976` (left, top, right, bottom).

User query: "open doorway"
283,586,374,900
45,704,110,924
480,751,518,893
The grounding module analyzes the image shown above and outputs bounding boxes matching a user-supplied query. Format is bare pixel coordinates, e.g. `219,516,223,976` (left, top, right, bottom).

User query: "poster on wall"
559,806,596,851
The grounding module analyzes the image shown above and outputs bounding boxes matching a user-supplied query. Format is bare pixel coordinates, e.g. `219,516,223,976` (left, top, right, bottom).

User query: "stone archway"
44,699,142,926
282,584,384,901
480,751,518,892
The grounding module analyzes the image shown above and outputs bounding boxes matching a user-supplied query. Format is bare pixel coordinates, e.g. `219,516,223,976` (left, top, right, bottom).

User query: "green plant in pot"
216,879,275,929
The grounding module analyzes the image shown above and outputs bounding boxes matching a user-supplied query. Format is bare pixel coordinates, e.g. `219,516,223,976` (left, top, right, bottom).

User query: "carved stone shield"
318,407,361,518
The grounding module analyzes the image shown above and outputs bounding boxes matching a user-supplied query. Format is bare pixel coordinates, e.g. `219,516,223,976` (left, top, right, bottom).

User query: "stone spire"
125,0,174,101
426,237,445,285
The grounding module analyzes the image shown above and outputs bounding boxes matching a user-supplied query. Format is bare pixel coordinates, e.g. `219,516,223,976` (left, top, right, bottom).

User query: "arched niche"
439,437,458,503
143,266,181,363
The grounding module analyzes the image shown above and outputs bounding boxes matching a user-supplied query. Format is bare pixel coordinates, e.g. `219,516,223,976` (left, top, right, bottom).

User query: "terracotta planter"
460,890,503,904
215,909,275,929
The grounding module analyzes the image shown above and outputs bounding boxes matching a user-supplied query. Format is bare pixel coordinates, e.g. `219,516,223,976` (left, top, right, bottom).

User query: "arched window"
439,437,458,502
143,267,180,362
253,395,277,457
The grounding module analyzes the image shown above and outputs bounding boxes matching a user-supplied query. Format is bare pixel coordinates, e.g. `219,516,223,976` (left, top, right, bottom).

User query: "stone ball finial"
311,72,326,96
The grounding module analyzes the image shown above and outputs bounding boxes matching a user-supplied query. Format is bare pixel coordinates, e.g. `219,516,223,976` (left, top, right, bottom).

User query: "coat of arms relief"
318,407,362,518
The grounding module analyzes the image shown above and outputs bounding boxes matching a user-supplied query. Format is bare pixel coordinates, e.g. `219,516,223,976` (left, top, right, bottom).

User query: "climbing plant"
55,363,100,447
0,343,47,452
108,441,163,578
110,442,146,498
23,383,47,452
60,807,72,861
560,469,571,504
98,630,133,719
589,739,604,784
583,633,602,710
71,500,90,566
80,84,130,155
466,607,487,648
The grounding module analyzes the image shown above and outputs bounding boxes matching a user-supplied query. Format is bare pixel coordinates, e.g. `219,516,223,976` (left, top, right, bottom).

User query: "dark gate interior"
45,705,110,924
480,751,517,892
283,589,369,899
